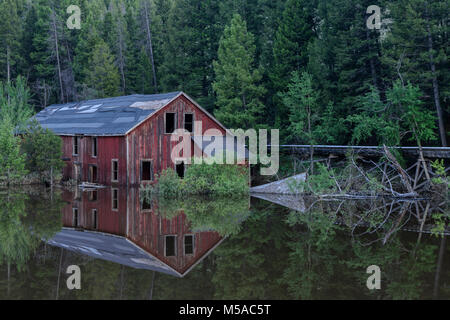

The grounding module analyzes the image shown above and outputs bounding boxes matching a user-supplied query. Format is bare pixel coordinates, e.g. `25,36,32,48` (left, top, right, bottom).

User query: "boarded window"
92,209,98,229
73,208,79,227
165,112,176,133
141,160,153,181
184,113,193,133
92,137,98,157
112,189,119,210
176,161,185,179
73,137,79,155
184,235,194,255
112,160,119,182
165,236,176,256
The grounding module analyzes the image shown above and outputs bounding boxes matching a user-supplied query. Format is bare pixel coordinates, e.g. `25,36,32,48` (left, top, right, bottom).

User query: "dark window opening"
92,209,98,229
184,114,193,133
73,208,79,227
89,190,98,201
176,162,185,179
184,235,194,255
141,197,152,211
73,137,79,155
165,236,176,257
112,189,119,210
165,112,176,134
112,160,119,182
92,137,97,157
141,161,153,181
89,165,98,183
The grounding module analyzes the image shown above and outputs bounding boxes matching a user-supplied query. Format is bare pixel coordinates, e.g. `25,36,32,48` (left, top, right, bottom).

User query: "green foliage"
144,163,249,198
430,159,448,187
184,161,249,197
0,0,447,147
157,168,184,198
0,76,33,129
294,163,337,194
213,14,266,129
0,117,27,184
21,120,65,180
86,40,120,98
388,80,437,145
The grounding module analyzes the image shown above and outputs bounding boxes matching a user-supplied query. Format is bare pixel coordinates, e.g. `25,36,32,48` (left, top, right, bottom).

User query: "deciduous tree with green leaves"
21,120,65,185
0,117,27,185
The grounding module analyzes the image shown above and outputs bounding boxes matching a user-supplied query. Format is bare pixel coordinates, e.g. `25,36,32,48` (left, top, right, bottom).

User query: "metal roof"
34,92,181,135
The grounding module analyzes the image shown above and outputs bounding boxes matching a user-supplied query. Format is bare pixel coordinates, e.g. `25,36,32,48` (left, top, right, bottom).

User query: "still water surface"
0,186,448,299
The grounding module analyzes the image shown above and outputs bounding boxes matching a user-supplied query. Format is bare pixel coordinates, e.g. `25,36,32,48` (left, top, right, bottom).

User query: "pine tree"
0,0,25,82
382,0,448,146
86,40,120,98
213,14,266,129
160,0,221,110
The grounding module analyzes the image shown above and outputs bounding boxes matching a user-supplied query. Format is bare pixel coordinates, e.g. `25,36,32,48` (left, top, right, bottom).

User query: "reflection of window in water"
184,235,194,255
73,208,79,227
112,189,119,210
165,235,176,256
92,209,98,229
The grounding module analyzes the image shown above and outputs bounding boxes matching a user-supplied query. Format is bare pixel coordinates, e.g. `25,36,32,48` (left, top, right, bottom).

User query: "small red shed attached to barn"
35,92,230,186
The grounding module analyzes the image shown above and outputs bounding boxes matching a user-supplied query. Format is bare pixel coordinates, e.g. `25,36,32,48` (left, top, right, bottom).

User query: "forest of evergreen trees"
0,0,448,146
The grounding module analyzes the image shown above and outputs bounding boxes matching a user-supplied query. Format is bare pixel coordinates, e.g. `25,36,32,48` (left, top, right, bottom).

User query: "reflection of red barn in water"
54,188,224,277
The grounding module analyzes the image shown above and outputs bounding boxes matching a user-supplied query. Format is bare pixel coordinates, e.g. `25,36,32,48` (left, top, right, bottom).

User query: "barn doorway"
89,165,98,183
176,161,185,179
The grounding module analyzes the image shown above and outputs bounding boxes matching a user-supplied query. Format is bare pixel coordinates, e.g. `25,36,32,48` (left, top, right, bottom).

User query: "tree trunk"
143,0,158,93
6,45,10,83
426,8,447,147
117,19,127,93
50,10,65,104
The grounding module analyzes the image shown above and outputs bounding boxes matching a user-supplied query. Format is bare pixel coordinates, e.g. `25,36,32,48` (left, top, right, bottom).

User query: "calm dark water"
0,186,448,300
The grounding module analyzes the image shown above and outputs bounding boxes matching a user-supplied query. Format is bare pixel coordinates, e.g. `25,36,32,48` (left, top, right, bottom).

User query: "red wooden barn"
35,92,231,186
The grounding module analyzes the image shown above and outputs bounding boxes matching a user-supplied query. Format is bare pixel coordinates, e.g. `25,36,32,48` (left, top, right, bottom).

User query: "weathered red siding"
126,94,226,185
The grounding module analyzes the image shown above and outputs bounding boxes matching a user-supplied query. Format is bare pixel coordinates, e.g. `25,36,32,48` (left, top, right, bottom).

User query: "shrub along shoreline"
140,161,250,198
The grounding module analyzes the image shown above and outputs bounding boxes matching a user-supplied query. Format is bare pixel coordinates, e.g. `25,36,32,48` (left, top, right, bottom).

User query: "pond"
0,186,448,299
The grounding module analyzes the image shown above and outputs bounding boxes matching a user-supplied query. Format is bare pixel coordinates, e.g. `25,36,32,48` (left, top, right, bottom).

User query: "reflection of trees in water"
0,192,448,299
278,198,448,299
0,188,64,298
144,195,251,236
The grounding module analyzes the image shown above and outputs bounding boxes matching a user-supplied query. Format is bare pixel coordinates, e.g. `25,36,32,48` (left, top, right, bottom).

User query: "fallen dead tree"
286,144,448,200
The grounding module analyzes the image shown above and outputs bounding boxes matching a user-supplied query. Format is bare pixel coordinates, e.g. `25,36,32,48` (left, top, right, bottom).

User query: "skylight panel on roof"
77,104,102,113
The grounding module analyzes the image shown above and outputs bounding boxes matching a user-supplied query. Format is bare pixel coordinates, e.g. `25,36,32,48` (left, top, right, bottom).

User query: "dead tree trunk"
117,17,127,93
50,10,65,104
142,0,158,93
6,45,10,83
425,7,447,147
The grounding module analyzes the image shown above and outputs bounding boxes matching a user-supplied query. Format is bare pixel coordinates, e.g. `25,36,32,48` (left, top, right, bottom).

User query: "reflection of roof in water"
46,187,227,277
48,229,184,277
